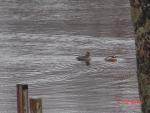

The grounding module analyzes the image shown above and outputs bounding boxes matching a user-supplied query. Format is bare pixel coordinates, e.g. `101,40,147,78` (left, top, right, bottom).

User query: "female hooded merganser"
76,51,91,65
104,55,117,62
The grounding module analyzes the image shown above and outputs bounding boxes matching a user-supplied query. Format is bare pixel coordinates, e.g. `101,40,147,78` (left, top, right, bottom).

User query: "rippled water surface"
0,0,141,113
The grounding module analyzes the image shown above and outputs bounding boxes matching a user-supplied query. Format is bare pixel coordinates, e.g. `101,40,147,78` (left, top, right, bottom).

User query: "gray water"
0,0,141,113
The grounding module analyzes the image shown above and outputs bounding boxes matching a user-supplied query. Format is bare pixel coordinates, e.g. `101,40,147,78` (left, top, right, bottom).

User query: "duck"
105,55,117,62
76,51,91,65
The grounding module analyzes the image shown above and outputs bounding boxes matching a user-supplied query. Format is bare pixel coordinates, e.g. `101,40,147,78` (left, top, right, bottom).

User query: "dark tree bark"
129,0,150,113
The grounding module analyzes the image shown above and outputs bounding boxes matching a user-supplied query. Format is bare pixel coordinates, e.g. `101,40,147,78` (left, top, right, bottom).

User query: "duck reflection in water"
76,51,91,66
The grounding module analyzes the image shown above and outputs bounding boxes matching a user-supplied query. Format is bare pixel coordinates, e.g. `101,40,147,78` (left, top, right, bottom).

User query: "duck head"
85,51,90,57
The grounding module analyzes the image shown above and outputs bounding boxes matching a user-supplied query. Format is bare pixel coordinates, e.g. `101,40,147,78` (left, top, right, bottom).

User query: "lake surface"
0,0,141,113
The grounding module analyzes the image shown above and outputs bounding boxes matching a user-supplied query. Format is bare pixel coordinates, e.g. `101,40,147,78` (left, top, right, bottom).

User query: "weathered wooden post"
30,98,43,113
16,84,29,113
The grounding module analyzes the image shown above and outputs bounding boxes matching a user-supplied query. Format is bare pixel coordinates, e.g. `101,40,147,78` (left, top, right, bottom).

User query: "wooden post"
30,98,43,113
16,84,29,113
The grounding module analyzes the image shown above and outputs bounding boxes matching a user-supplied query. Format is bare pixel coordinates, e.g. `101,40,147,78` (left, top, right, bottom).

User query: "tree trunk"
129,0,150,113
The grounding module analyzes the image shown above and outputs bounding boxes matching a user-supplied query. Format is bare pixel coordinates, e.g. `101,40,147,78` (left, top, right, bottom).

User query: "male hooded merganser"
76,51,91,65
104,55,117,62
